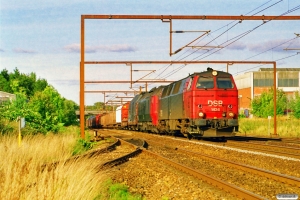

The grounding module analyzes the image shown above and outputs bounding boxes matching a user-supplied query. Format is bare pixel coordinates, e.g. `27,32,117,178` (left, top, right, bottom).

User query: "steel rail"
180,147,300,187
98,136,146,170
141,147,264,200
281,138,300,144
246,141,300,151
147,139,300,187
225,141,300,160
104,132,264,198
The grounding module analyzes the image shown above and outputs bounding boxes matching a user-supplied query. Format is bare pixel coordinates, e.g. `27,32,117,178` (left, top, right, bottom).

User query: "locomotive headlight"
212,70,218,76
199,112,204,118
228,112,235,118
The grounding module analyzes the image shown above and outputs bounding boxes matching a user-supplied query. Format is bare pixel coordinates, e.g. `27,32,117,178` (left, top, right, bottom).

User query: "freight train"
87,68,238,139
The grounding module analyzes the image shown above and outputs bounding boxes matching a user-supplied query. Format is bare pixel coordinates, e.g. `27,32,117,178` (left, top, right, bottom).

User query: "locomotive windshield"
217,77,234,89
196,76,214,89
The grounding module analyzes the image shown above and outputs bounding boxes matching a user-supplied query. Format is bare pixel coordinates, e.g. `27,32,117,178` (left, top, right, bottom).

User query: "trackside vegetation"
0,68,79,135
97,179,143,200
251,88,300,118
0,130,143,200
238,88,300,137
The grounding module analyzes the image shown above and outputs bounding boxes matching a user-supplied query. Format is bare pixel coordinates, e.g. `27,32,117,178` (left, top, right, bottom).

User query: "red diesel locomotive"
88,68,238,138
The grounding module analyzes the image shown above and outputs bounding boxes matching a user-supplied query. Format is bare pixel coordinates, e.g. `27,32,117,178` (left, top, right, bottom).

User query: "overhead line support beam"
82,15,300,20
79,14,293,138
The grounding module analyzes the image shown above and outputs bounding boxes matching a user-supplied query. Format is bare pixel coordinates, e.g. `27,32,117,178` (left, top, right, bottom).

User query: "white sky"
1,0,300,105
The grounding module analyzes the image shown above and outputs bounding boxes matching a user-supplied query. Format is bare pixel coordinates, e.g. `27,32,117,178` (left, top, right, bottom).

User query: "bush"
72,137,96,156
251,88,288,118
97,179,142,200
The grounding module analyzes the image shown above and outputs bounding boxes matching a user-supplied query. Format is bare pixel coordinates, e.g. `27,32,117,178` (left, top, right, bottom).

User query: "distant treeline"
0,68,79,135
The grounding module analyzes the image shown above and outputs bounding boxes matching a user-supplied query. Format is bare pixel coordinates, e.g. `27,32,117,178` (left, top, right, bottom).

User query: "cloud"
64,44,97,53
13,48,36,54
222,39,300,54
51,79,79,86
0,49,4,52
226,41,247,50
106,44,137,52
248,39,300,53
64,43,137,53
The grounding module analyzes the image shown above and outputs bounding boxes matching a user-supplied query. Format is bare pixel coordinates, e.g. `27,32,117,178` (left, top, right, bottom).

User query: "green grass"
97,179,143,200
238,116,300,138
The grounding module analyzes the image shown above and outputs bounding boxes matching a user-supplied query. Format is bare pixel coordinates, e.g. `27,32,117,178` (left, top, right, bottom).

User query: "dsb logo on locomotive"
208,100,223,107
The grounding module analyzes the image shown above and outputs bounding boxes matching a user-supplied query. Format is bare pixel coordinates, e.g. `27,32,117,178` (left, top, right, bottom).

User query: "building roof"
0,91,16,102
259,68,300,71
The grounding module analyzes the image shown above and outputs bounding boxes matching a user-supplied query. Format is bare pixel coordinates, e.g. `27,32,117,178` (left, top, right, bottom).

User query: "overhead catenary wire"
178,0,284,61
157,3,300,79
232,52,300,75
173,0,280,62
242,36,299,61
151,0,286,82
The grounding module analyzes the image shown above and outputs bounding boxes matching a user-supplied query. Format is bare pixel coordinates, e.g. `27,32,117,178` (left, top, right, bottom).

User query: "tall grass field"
0,130,108,200
238,116,300,138
0,127,142,200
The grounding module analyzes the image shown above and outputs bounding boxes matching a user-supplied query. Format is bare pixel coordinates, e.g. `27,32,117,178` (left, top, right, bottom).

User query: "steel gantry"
80,14,300,138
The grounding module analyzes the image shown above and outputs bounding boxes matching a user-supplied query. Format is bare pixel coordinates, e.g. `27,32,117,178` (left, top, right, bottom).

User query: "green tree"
34,78,48,93
0,93,42,134
28,86,78,133
1,68,49,99
0,68,78,135
0,69,12,92
291,92,300,119
63,99,79,126
251,88,288,118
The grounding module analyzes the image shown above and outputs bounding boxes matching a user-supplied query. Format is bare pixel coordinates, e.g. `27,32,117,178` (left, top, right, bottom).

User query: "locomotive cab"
183,68,238,138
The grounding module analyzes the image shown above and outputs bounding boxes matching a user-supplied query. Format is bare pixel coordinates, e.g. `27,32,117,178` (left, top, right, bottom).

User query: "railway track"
222,141,300,160
146,139,300,187
144,139,300,199
281,138,300,144
98,137,145,170
42,136,143,171
93,130,300,199
107,136,264,199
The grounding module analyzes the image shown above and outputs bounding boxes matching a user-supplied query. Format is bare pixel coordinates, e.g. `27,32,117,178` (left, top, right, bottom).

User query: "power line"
161,9,299,79
232,52,300,75
153,0,286,80
176,0,280,61
243,37,299,61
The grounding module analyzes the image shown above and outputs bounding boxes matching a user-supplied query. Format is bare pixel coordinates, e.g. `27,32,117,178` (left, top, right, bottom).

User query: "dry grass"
238,116,300,138
0,131,108,200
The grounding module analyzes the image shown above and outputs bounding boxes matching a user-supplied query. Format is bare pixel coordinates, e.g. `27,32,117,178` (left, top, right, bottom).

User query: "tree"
28,86,78,133
251,88,288,118
34,78,48,93
0,93,41,135
0,69,12,92
291,92,300,119
0,68,49,99
0,68,78,135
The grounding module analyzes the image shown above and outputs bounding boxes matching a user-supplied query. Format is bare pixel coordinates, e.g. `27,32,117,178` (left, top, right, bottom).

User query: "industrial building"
0,91,16,104
234,68,300,112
